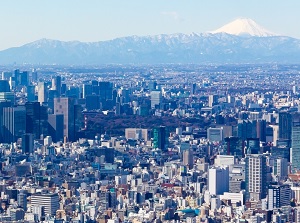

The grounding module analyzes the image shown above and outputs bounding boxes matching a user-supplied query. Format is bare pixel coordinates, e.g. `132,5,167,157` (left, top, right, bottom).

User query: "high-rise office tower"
208,95,218,107
207,127,224,142
224,137,243,157
27,85,36,102
246,138,260,154
51,76,61,96
273,158,288,181
48,114,64,142
25,102,48,139
0,80,10,92
38,82,48,105
2,106,26,143
0,100,11,142
21,133,34,154
182,149,194,169
54,97,76,142
237,120,257,140
256,119,267,142
119,88,131,104
48,89,59,112
14,71,28,86
291,113,300,172
86,95,100,110
279,112,292,140
153,126,168,151
17,191,27,211
191,83,196,95
1,71,12,80
82,84,93,99
150,91,162,109
267,184,291,210
99,81,113,100
245,154,268,201
31,69,38,82
208,166,229,195
61,83,66,96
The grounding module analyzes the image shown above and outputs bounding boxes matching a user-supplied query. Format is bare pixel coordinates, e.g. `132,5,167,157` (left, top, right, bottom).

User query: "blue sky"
0,0,299,50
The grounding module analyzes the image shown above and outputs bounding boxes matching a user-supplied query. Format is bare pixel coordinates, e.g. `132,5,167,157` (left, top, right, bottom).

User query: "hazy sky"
0,0,299,50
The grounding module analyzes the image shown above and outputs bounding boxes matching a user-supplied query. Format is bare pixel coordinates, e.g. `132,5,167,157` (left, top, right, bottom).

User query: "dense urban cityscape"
0,63,298,222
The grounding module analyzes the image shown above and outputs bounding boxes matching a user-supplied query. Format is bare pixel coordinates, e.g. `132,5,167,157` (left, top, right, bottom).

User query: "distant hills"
1,18,300,65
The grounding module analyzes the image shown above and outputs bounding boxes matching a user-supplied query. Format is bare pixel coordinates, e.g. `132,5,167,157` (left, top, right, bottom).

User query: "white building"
31,193,59,217
208,166,229,195
150,91,162,109
214,155,235,166
207,127,223,142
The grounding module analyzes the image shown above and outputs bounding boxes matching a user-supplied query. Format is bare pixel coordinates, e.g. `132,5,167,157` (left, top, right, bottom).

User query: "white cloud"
161,11,184,22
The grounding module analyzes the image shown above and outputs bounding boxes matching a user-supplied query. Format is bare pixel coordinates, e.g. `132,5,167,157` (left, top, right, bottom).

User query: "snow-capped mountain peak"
210,18,277,37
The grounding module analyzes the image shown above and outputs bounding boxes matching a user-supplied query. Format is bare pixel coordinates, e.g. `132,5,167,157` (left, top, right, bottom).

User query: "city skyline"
0,0,300,50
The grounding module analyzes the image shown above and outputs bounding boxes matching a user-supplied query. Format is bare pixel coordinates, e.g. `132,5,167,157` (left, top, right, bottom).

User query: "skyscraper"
208,95,218,107
99,81,113,100
27,85,36,102
224,137,243,157
246,138,260,154
2,106,26,143
279,112,292,140
256,119,267,142
0,100,11,142
54,97,76,142
153,126,168,151
25,102,48,139
82,84,93,99
0,80,10,92
38,82,48,105
21,133,34,154
51,76,61,96
182,149,194,169
17,191,27,211
237,120,257,140
150,91,162,109
291,113,300,172
48,114,64,142
245,154,267,201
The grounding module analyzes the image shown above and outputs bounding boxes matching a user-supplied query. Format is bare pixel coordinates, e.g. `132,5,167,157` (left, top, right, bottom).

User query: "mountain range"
1,18,300,65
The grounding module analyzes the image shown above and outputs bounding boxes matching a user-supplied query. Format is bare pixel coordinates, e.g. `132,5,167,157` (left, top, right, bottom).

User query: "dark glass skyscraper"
0,80,10,92
153,126,168,151
25,102,48,139
279,112,292,140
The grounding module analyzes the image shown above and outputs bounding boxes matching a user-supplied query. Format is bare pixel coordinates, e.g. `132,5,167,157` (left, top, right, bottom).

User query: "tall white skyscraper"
208,166,229,195
245,154,267,201
38,82,47,105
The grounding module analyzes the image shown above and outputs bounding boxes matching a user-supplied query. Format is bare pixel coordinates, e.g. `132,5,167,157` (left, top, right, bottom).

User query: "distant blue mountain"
0,33,300,65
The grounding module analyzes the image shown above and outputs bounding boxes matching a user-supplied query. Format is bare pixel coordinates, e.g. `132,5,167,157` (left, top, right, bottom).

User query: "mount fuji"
0,18,300,64
210,18,276,37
